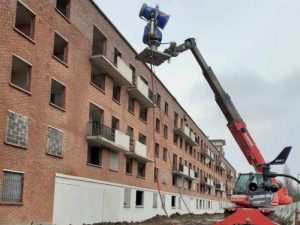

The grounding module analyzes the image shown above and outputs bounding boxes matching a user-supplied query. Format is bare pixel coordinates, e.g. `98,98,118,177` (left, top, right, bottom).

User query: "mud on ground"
87,213,225,225
86,212,290,225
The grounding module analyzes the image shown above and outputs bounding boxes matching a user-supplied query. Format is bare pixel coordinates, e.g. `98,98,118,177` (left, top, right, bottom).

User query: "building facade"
0,0,236,224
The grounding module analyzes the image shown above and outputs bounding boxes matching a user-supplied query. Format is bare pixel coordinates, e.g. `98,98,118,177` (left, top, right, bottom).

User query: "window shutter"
153,192,157,208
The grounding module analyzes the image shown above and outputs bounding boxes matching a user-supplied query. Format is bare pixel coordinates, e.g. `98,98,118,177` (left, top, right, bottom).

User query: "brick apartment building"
0,0,236,224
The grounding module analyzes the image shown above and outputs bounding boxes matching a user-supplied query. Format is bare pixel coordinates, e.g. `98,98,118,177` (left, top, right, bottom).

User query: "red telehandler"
136,4,300,225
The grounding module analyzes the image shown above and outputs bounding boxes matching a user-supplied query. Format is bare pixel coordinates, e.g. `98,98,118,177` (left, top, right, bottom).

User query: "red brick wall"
0,0,236,224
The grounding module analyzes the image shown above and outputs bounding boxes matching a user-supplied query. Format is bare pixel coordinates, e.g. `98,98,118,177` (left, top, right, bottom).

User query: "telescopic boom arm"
164,38,265,172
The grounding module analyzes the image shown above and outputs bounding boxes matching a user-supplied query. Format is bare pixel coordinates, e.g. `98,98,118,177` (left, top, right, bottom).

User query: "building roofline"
90,0,236,173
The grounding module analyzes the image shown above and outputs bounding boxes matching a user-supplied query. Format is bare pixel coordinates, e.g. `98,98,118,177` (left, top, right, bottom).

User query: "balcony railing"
87,122,130,152
173,164,196,180
227,171,234,178
201,148,214,161
125,140,152,162
128,75,153,108
215,183,226,192
200,177,214,187
173,125,198,146
90,55,132,86
88,122,114,141
217,161,226,171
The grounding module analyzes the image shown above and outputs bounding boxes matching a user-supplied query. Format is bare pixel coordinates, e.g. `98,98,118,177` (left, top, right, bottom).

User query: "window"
126,158,132,174
126,126,134,140
135,190,144,207
179,138,183,149
164,101,169,115
2,171,24,203
137,162,145,177
91,66,105,91
113,85,121,102
155,143,159,157
163,125,168,138
89,103,103,124
172,175,176,186
139,107,147,122
129,64,136,84
124,188,131,208
153,193,158,208
50,79,65,109
138,133,146,145
11,55,31,91
56,0,71,18
92,25,106,55
53,33,68,64
163,148,167,161
6,111,28,148
128,97,135,113
111,116,119,130
114,47,121,65
173,134,178,145
156,93,161,108
155,118,160,133
174,112,178,128
171,196,176,208
87,145,102,166
109,152,118,171
15,1,35,40
154,167,158,182
47,127,64,157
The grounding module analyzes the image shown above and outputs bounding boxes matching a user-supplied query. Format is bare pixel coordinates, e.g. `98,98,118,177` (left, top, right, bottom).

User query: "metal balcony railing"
87,122,115,142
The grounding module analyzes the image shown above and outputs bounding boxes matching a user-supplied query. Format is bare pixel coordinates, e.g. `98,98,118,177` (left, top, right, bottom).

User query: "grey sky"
95,1,300,176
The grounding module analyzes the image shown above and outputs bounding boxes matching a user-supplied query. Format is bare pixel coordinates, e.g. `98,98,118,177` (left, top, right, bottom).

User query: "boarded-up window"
153,192,158,208
6,111,28,148
123,188,131,208
110,152,118,171
47,126,63,157
161,193,165,208
2,171,24,202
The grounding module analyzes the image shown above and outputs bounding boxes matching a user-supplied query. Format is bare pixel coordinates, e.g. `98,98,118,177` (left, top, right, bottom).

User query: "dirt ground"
87,212,290,225
88,213,225,225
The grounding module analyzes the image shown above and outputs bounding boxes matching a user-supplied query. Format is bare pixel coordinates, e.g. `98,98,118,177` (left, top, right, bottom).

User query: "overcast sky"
95,1,300,177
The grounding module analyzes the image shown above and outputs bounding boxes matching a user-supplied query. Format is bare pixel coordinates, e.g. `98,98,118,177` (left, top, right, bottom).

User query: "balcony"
217,161,226,171
173,164,189,177
86,122,130,152
90,55,132,86
227,171,234,178
128,76,153,108
200,177,214,187
125,140,152,162
215,183,226,192
173,125,198,146
201,148,214,161
189,169,197,180
173,164,196,180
